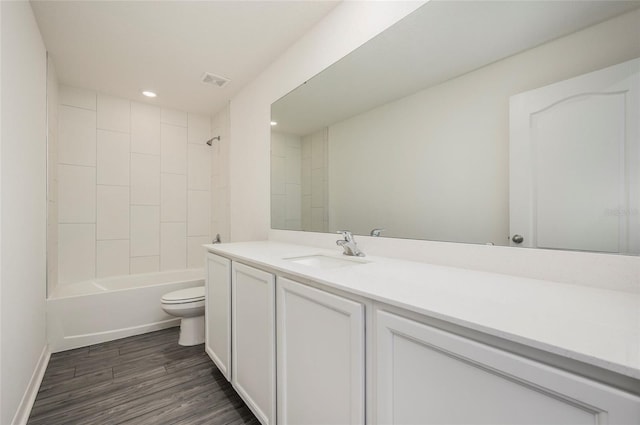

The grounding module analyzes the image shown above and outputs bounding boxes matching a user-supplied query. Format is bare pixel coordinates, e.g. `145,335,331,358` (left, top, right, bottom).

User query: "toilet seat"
161,286,205,305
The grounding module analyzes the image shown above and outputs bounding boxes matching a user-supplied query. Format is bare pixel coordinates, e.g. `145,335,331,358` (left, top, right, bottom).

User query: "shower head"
206,136,221,146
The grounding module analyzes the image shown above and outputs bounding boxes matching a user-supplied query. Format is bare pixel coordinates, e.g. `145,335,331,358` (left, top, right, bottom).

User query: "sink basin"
283,254,367,269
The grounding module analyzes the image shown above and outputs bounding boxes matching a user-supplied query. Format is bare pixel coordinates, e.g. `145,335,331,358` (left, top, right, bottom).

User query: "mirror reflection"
271,1,640,254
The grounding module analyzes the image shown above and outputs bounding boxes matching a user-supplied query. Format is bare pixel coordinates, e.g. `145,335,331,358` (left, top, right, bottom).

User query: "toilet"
160,286,205,346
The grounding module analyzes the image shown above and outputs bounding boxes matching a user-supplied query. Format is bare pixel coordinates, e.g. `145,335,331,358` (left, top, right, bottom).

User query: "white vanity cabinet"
205,252,232,381
276,277,365,425
375,309,640,424
231,262,276,425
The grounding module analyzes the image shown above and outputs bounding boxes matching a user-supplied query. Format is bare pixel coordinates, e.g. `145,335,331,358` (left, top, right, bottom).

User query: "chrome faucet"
336,230,365,257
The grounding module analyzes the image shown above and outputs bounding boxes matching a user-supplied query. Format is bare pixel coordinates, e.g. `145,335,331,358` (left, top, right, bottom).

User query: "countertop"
205,241,640,380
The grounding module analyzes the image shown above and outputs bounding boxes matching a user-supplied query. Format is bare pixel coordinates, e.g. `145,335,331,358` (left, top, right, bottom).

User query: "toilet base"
178,315,205,346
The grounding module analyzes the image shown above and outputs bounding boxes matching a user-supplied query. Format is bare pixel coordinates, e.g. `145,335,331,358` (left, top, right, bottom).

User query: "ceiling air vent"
201,72,230,88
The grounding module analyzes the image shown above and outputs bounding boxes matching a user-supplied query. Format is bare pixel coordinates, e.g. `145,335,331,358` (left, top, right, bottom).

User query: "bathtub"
47,269,204,352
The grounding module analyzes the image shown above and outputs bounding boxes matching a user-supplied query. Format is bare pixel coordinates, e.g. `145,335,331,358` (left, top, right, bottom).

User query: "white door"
375,309,640,424
205,252,231,381
232,262,276,425
510,58,639,253
277,277,365,425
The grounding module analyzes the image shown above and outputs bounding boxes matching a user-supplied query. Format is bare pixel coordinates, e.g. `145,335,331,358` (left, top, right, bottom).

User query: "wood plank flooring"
28,327,259,425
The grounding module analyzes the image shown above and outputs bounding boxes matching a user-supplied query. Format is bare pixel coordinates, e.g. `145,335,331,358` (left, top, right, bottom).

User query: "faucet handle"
336,230,354,241
370,228,385,237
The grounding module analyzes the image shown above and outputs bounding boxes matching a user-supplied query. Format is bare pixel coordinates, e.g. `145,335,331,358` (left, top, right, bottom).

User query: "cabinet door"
277,277,365,425
232,262,276,425
205,253,231,381
376,309,640,425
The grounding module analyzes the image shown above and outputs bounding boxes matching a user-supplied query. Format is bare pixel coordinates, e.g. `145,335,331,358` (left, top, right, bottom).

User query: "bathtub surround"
211,104,231,244
1,2,49,424
270,131,302,231
271,129,328,232
56,86,214,287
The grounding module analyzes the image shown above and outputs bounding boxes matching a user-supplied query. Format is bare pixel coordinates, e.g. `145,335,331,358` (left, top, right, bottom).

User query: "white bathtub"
47,269,205,352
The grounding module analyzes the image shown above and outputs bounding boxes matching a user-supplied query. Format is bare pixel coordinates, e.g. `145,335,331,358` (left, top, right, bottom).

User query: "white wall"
1,2,48,423
56,86,213,286
229,1,425,242
328,8,640,245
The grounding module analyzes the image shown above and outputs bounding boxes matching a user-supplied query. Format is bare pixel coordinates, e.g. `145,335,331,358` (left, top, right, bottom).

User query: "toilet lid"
161,286,205,304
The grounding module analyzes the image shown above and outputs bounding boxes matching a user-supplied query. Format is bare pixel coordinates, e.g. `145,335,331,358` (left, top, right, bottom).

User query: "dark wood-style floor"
28,327,259,425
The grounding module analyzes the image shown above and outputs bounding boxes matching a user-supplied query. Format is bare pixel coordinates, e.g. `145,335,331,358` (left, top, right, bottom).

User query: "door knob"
511,234,524,244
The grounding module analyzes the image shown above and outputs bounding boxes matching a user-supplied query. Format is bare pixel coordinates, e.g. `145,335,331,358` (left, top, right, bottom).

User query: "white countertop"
205,241,640,380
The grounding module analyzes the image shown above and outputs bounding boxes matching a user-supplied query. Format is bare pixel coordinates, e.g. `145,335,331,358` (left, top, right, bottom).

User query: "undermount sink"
283,254,368,269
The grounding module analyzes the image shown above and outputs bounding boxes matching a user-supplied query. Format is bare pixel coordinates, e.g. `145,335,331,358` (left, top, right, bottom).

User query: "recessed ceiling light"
142,91,157,98
270,121,278,126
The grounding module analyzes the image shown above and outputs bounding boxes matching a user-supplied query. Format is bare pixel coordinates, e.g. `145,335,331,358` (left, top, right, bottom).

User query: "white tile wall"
131,102,161,155
271,156,286,195
311,208,325,232
97,130,130,186
301,158,311,195
161,173,187,222
130,206,160,257
301,195,312,230
97,185,129,240
187,236,210,268
161,108,187,127
187,190,210,236
130,256,160,274
58,106,96,166
311,133,325,169
131,153,160,205
60,85,96,110
271,194,286,229
211,106,230,243
97,94,130,133
97,240,130,278
160,222,187,271
187,114,211,145
285,183,301,221
311,168,325,208
188,144,211,191
161,124,187,174
301,129,328,231
270,131,302,230
57,87,212,282
58,165,96,223
286,150,301,185
59,224,96,284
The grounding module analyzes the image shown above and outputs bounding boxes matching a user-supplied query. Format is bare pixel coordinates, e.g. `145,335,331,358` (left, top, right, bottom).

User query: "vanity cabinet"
204,253,231,380
276,277,365,425
375,309,640,424
231,262,276,425
206,244,639,425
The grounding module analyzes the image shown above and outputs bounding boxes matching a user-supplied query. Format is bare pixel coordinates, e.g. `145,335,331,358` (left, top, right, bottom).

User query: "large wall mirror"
270,1,640,255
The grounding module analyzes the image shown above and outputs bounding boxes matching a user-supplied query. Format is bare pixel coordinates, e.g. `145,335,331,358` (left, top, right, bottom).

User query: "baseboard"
50,318,180,353
12,345,50,425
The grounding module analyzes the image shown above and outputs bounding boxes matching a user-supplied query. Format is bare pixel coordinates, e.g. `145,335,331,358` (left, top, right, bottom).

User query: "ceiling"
31,0,340,116
272,0,640,135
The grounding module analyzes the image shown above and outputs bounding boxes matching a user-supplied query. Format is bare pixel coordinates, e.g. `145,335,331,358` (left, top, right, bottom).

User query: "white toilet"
160,286,205,346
